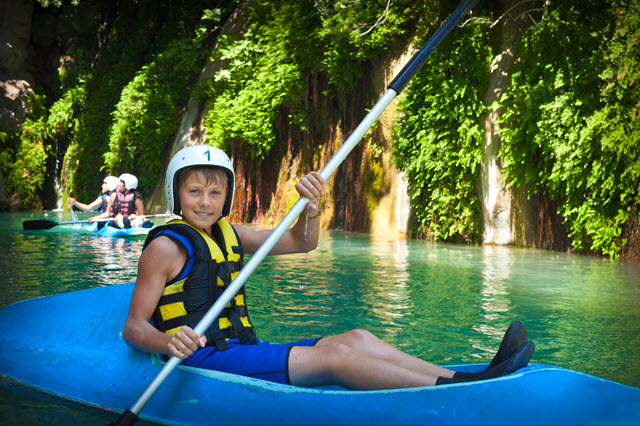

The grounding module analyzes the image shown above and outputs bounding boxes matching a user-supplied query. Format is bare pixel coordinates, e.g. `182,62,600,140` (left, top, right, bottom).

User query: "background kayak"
0,283,638,425
84,222,152,237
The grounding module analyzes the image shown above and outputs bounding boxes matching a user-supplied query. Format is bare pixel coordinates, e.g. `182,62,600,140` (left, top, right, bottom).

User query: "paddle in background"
112,0,481,424
22,214,173,231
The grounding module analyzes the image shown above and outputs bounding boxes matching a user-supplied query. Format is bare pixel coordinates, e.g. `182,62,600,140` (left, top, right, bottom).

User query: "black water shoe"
437,340,535,385
452,321,529,380
488,321,529,369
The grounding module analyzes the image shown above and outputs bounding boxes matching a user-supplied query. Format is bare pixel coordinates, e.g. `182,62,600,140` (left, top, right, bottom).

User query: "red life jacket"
112,190,137,216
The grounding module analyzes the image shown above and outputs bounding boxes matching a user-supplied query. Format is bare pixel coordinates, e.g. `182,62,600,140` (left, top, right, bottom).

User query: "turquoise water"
1,210,639,423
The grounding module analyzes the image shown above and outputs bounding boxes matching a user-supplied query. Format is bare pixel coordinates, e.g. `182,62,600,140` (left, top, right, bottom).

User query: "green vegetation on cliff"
391,0,639,257
70,1,230,200
499,0,640,257
203,0,434,159
392,21,490,243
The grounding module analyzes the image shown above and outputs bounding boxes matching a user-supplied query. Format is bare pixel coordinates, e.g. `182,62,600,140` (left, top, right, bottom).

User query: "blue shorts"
182,337,320,384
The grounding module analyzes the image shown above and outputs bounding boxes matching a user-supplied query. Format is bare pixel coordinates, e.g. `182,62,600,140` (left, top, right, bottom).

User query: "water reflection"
82,235,144,285
470,245,516,361
0,212,144,309
248,233,416,344
364,236,412,342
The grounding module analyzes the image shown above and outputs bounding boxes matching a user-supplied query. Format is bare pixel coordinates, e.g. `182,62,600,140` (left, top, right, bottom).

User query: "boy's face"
178,172,227,230
102,181,109,192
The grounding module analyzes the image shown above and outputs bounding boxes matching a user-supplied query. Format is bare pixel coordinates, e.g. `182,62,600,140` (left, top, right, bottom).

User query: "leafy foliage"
46,85,85,134
203,25,307,158
65,1,226,200
0,84,83,209
499,0,640,257
0,95,48,209
203,0,434,158
36,0,80,7
0,136,48,209
315,0,437,92
392,21,490,242
104,36,206,191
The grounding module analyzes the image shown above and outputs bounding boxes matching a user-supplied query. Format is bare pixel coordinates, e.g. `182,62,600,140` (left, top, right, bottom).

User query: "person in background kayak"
68,175,119,213
110,173,150,229
123,144,535,390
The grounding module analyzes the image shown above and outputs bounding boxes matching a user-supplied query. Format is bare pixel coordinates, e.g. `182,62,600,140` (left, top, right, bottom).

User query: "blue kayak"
84,222,152,237
0,283,638,425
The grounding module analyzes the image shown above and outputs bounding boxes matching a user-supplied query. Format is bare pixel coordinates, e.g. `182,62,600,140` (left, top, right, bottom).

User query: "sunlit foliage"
500,0,640,257
392,21,490,242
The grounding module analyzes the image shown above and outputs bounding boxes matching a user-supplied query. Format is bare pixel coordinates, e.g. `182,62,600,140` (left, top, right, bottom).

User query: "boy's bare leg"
288,329,454,390
319,329,454,378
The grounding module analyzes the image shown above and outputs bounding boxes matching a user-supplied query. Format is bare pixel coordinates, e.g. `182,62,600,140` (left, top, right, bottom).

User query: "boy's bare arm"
123,237,192,355
235,172,324,255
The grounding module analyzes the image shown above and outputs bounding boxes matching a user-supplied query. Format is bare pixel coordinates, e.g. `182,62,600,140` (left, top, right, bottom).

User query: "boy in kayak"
123,144,534,390
68,175,119,213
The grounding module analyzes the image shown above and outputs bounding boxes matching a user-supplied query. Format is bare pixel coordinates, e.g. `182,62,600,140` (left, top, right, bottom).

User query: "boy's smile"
179,173,227,230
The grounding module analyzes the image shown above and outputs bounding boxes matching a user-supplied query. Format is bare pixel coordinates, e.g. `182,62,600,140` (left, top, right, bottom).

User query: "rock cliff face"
148,45,413,237
0,0,107,209
0,0,35,135
479,0,571,252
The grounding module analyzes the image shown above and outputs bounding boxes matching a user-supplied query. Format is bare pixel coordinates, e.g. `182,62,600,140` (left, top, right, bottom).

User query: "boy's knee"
343,328,376,345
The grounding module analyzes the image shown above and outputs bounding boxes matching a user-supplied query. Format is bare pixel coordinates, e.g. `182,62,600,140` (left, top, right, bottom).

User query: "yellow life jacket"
144,218,257,350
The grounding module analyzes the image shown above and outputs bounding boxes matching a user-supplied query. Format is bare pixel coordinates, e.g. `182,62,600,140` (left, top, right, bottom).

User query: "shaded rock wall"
0,0,35,134
215,51,411,236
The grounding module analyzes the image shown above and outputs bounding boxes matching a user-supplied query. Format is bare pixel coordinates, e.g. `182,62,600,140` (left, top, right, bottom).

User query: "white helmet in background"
103,176,119,192
165,144,235,216
119,173,138,190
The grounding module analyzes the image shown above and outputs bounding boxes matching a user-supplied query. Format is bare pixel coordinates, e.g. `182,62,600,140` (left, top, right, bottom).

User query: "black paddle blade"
109,408,139,426
22,220,58,231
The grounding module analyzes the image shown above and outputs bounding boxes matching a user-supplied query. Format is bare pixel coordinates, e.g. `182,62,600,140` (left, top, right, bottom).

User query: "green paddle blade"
22,220,59,231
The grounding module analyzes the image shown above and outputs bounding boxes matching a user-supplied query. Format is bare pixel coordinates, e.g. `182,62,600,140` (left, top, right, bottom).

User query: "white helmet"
165,145,235,216
119,173,138,190
103,176,119,192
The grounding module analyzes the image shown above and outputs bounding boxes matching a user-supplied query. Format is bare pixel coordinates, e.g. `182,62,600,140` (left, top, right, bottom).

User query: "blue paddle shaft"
124,0,481,420
388,0,480,94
